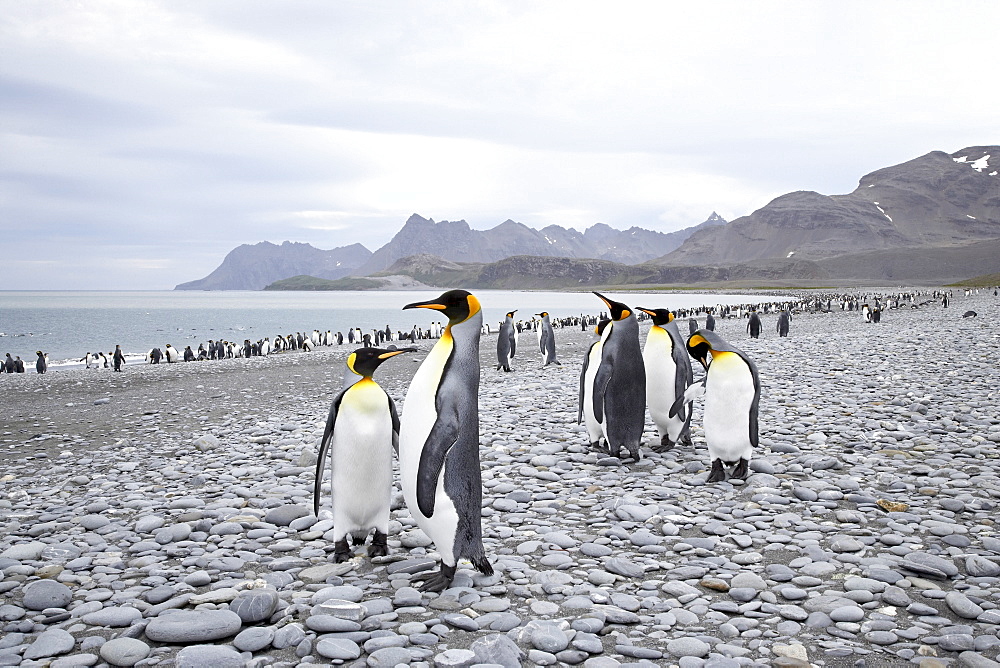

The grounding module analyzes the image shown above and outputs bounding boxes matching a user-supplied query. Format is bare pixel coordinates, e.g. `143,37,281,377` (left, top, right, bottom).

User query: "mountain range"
176,213,726,290
176,145,999,290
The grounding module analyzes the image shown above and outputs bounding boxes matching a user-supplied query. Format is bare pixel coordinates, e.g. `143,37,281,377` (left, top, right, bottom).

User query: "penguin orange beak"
637,307,655,317
403,299,446,311
377,349,414,359
593,291,614,310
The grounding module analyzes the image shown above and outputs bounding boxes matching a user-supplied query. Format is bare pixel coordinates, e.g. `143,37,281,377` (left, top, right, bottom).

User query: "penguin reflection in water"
673,330,760,482
399,290,494,591
313,346,414,562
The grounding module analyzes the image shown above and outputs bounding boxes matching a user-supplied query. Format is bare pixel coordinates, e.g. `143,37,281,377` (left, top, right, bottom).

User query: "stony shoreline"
2,290,1000,668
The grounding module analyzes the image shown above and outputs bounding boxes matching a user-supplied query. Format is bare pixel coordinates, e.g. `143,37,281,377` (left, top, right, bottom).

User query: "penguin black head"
593,292,632,321
346,346,416,378
403,289,480,325
595,318,611,336
536,312,548,318
687,329,739,370
506,310,517,318
637,307,674,326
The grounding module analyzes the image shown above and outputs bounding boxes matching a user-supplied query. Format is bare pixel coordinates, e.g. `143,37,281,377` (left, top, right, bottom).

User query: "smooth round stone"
902,552,958,578
316,637,361,660
938,634,975,652
605,557,644,578
667,638,710,658
81,606,143,627
229,588,279,623
730,572,766,591
728,588,758,602
831,537,864,553
531,601,560,616
531,624,569,652
144,610,243,643
2,541,46,560
865,631,898,645
99,638,150,667
966,556,1000,578
368,646,413,667
233,626,275,652
23,628,75,660
779,587,807,601
580,543,613,557
184,571,212,587
829,606,865,623
78,514,111,530
22,579,73,610
174,644,244,668
313,585,365,604
306,615,362,633
434,648,477,667
264,504,309,527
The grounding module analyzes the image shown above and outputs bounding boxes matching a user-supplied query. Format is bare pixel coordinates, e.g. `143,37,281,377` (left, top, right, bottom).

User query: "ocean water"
0,290,785,367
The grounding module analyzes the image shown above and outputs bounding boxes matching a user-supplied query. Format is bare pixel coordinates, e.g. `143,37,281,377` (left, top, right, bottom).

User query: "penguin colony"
311,288,772,590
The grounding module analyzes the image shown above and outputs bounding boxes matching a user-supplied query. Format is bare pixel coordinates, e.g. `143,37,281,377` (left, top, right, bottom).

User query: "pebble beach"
2,289,999,668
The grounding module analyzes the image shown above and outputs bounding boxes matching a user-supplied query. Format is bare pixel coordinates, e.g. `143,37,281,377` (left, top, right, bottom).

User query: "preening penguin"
590,292,646,460
536,312,559,366
680,329,760,483
636,307,693,449
578,318,611,450
496,310,517,372
313,346,414,562
398,289,493,591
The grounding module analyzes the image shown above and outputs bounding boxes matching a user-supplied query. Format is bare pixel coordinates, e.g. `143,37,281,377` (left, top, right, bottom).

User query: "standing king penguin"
496,310,517,372
536,312,559,366
680,329,760,482
636,307,693,449
313,346,414,562
776,310,791,337
747,312,762,339
578,318,611,450
590,292,646,460
399,290,493,591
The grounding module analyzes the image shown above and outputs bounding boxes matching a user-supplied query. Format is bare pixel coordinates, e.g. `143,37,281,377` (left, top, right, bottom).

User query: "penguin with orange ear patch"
636,307,692,449
680,330,760,482
313,346,414,562
399,290,494,591
590,292,646,460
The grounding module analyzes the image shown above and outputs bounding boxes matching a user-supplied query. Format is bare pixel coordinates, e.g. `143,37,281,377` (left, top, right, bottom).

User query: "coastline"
2,289,999,667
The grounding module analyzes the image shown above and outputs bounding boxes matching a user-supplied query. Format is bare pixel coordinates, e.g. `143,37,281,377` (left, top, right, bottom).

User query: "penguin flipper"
577,347,592,425
416,415,459,518
669,379,705,418
592,356,613,424
389,395,401,456
313,389,346,516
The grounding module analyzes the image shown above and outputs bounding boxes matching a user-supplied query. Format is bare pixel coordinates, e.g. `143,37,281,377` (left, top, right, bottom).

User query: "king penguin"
578,318,611,450
313,346,414,562
590,292,646,460
678,329,760,482
536,312,559,366
35,351,47,374
776,310,790,337
398,289,493,591
636,307,693,449
496,310,517,372
747,311,762,339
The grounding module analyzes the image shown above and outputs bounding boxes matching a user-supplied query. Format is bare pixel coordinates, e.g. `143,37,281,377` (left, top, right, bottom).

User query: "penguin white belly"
582,341,603,444
330,382,393,537
399,334,460,563
703,353,755,463
643,328,680,440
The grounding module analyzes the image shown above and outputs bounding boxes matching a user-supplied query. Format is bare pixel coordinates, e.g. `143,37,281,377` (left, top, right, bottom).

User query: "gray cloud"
1,0,997,289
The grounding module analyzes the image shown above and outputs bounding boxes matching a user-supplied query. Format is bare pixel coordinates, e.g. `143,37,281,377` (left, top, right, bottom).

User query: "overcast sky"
2,1,997,290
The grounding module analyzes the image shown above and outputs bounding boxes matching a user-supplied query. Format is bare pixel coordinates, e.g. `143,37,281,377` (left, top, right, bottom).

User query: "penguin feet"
412,562,456,593
707,459,727,483
678,433,693,447
659,434,675,450
732,458,750,480
333,538,352,563
369,530,389,558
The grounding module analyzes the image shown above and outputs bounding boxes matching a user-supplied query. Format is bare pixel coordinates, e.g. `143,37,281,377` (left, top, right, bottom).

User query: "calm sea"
0,290,784,368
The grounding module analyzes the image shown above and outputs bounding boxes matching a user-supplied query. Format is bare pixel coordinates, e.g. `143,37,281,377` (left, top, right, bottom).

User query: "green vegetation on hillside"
947,273,1000,287
263,275,384,291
